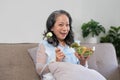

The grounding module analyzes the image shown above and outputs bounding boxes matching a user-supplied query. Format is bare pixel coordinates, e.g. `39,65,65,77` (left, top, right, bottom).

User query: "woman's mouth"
60,32,67,37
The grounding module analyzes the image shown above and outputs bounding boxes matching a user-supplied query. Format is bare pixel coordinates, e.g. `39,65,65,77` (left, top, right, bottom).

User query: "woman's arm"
35,43,50,75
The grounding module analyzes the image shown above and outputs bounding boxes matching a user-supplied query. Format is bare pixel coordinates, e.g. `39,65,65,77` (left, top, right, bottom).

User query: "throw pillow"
28,47,38,64
48,62,106,80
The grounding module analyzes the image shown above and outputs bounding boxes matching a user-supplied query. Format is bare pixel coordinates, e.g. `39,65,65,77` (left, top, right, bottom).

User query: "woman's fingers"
55,48,61,53
75,52,80,58
75,52,89,61
55,48,65,61
85,55,90,60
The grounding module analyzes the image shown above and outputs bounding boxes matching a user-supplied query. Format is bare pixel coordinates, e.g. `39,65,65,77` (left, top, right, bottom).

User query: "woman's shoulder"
39,40,53,48
39,40,48,46
39,39,47,44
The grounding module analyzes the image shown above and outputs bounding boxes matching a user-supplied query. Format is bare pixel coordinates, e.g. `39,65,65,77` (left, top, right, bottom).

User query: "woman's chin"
61,36,66,39
59,35,67,40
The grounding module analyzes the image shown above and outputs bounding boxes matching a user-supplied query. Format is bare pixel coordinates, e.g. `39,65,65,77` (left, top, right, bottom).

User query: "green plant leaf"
81,19,106,38
100,26,120,57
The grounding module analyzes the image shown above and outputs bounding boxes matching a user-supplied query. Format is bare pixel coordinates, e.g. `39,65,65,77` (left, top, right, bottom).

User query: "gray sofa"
0,43,120,80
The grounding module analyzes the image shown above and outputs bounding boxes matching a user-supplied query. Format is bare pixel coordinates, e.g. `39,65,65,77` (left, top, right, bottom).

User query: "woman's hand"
75,52,89,66
55,48,65,62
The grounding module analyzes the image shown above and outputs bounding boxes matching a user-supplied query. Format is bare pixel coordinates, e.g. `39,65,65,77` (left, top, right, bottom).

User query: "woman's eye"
66,24,69,27
59,24,63,27
58,23,69,27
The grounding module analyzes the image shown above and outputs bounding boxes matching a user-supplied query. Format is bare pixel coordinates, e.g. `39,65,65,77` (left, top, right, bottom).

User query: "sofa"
0,43,119,80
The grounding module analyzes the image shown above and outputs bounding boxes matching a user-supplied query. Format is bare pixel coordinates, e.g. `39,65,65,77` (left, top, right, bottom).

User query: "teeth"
92,46,95,51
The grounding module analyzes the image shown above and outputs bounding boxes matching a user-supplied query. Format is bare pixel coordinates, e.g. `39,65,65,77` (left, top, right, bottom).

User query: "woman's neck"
58,40,65,46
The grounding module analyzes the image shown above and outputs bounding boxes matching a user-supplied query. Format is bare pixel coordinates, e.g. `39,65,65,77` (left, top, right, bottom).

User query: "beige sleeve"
35,43,50,75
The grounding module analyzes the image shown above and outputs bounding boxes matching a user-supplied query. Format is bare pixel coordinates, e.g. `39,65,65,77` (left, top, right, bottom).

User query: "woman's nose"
62,26,68,31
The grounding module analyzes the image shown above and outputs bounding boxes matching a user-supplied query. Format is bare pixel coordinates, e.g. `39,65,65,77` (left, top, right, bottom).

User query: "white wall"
0,0,120,43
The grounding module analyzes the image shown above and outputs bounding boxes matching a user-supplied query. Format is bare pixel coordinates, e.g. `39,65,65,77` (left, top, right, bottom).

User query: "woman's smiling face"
51,14,70,41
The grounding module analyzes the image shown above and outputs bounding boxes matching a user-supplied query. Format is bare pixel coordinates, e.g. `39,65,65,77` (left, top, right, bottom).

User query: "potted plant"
81,19,106,43
100,26,120,60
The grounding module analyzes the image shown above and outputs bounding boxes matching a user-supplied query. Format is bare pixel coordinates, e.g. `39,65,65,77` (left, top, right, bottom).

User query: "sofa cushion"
0,43,40,80
28,47,38,64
